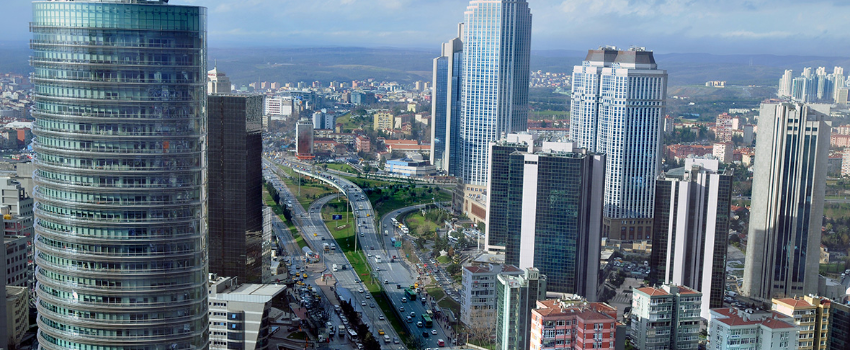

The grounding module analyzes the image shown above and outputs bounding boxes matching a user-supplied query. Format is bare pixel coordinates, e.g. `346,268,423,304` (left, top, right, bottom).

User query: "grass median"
263,186,306,249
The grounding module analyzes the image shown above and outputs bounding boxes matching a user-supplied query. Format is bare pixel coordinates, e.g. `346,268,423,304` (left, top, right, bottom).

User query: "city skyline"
2,0,850,56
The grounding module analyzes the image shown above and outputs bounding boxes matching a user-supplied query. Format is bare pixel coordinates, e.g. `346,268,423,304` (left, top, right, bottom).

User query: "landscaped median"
263,185,306,249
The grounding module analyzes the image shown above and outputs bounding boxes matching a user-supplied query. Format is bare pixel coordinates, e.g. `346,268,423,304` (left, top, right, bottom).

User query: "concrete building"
713,142,734,163
744,103,830,301
0,235,5,350
744,124,756,145
0,177,33,219
384,158,437,177
208,64,231,94
529,298,620,350
264,96,293,116
457,0,532,187
496,267,547,350
208,275,285,350
312,109,336,130
4,235,28,288
208,94,266,283
771,296,831,350
30,2,209,348
460,264,524,327
570,47,668,243
716,113,735,143
350,90,376,105
296,118,314,160
355,136,371,153
650,158,733,320
5,286,28,350
485,135,604,296
709,307,797,350
373,110,394,131
630,284,702,350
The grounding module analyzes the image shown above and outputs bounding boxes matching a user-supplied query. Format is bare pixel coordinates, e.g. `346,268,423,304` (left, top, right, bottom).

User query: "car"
402,297,407,303
437,339,445,347
410,312,416,318
422,331,429,338
431,329,438,335
361,301,366,306
365,294,371,299
384,279,389,284
407,316,413,323
358,288,364,293
379,315,384,321
393,337,400,344
399,306,405,312
370,246,374,250
370,303,375,308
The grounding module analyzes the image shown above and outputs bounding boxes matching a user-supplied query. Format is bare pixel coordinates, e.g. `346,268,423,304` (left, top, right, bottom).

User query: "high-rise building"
650,158,733,320
431,24,463,175
312,109,336,130
529,299,620,350
0,235,5,350
295,118,314,160
715,112,735,142
208,94,265,283
570,47,668,242
495,267,547,350
30,1,209,349
485,134,604,296
830,302,850,350
373,110,394,131
779,69,794,98
743,103,830,301
5,286,29,350
458,0,532,187
208,64,231,94
630,284,701,350
772,296,831,350
460,264,523,328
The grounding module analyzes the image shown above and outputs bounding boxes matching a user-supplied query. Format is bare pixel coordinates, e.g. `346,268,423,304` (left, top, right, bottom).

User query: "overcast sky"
4,0,849,56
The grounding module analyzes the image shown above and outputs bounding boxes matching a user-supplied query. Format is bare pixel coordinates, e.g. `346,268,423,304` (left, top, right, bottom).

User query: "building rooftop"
636,287,668,296
711,308,796,329
774,298,814,308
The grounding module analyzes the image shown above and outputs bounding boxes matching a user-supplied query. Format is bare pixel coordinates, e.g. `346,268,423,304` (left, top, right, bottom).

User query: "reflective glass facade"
459,0,531,186
31,1,209,349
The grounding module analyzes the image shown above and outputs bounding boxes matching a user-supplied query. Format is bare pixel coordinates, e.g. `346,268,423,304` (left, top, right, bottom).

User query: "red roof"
636,287,668,296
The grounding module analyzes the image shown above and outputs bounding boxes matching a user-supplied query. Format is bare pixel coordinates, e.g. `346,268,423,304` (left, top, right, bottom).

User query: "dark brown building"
208,94,265,282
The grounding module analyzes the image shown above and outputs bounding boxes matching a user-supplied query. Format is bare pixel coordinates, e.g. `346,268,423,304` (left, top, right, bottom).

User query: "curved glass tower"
30,1,208,349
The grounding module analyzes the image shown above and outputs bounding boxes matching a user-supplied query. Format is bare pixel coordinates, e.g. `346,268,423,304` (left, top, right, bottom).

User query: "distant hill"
2,42,848,88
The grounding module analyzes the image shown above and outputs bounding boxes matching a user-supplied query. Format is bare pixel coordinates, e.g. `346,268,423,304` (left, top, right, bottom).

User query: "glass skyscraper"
430,24,463,175
570,47,667,242
458,0,532,186
31,1,209,349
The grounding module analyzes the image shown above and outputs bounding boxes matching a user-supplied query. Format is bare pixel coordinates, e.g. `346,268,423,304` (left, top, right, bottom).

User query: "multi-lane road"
270,158,454,348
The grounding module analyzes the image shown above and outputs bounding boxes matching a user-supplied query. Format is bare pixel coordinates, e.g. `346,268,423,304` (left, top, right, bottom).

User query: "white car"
379,315,385,320
431,329,438,335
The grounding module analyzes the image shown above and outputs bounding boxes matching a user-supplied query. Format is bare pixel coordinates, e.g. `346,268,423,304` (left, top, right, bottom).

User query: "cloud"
718,31,794,39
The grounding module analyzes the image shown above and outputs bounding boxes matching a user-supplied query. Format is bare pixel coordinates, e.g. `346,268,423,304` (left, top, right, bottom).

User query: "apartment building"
630,284,702,350
460,264,523,326
208,275,286,350
529,298,619,350
772,296,832,350
710,307,797,350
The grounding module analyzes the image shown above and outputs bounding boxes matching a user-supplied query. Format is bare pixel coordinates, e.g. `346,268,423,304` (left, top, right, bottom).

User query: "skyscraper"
570,47,668,242
208,94,264,283
486,134,604,297
650,158,732,320
207,64,231,94
431,24,463,175
778,69,794,98
458,0,532,187
743,103,830,301
31,1,209,349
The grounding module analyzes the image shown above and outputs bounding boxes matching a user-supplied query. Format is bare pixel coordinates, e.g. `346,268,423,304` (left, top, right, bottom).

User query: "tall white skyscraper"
743,103,830,301
431,24,463,175
458,0,532,187
570,47,667,242
778,69,793,98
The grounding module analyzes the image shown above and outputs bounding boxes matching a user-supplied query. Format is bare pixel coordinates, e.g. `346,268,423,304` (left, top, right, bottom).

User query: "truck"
323,243,330,252
338,325,345,338
375,255,382,263
332,264,339,272
330,243,336,250
302,247,319,263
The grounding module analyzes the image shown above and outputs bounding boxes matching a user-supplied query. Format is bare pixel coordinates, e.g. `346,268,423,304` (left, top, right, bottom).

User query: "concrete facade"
208,276,285,350
630,284,702,350
460,264,523,327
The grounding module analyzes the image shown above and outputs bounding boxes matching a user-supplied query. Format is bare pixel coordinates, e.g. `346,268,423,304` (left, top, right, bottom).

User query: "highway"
264,160,405,349
271,157,453,348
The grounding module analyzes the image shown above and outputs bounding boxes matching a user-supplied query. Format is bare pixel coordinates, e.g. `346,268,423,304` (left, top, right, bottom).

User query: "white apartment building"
208,275,285,350
460,264,523,326
631,284,702,350
710,308,797,350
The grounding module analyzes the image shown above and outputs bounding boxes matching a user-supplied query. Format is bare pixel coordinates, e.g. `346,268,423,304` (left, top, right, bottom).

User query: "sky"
3,0,850,56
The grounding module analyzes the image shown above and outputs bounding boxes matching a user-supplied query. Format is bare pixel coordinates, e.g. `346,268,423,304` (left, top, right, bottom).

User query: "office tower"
311,109,335,130
709,307,797,350
495,268,546,350
772,296,831,350
208,275,285,350
630,284,701,350
831,302,850,350
779,69,794,98
208,94,264,283
570,47,668,242
458,0,532,187
486,135,604,297
833,67,845,100
431,24,463,175
529,299,620,350
743,103,830,301
30,1,209,349
207,64,231,94
649,158,732,320
295,118,314,160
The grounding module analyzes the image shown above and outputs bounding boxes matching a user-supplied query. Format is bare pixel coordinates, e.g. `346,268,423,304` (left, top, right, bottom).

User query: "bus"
421,315,433,328
404,288,417,300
